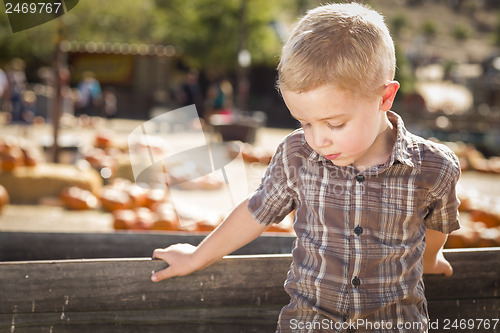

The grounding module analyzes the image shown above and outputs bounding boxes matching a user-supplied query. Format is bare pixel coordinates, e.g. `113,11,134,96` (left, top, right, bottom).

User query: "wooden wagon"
0,231,498,332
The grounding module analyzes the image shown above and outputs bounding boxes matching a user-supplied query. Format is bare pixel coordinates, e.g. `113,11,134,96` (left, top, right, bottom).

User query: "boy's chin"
329,158,352,167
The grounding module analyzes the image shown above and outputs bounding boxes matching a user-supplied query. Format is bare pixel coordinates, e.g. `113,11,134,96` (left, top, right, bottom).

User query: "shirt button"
354,226,363,236
352,276,361,287
355,175,365,183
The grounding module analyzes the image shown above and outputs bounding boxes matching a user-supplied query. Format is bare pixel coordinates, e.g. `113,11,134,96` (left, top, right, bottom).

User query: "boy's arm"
151,198,269,282
422,228,453,276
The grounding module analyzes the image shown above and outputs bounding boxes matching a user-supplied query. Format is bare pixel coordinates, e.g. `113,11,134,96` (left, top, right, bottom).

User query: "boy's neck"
352,113,397,170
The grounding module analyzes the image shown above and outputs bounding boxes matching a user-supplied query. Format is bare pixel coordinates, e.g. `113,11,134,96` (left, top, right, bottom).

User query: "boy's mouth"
324,153,341,160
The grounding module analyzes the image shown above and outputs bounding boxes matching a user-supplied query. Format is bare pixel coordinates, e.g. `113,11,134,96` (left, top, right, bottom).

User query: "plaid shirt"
248,112,461,333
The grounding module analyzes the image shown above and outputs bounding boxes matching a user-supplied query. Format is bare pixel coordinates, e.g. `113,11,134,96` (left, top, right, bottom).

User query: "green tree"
0,0,160,64
421,19,438,39
495,9,500,46
0,11,60,64
394,44,415,96
0,0,289,71
62,0,159,44
452,23,470,41
390,13,409,38
154,0,287,70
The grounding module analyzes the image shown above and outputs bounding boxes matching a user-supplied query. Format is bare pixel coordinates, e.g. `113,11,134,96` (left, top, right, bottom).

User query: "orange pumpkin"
0,185,9,213
469,210,500,228
127,184,148,208
476,228,500,248
151,203,180,231
131,207,155,230
112,209,136,230
100,187,133,212
145,188,167,208
94,132,113,149
0,147,23,171
61,187,99,210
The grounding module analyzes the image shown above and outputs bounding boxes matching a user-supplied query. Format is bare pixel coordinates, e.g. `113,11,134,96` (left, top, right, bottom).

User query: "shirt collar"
294,111,422,172
387,111,421,172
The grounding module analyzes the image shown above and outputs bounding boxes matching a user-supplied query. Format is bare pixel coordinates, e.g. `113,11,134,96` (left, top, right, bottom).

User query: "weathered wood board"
0,232,498,332
0,231,296,260
0,255,291,332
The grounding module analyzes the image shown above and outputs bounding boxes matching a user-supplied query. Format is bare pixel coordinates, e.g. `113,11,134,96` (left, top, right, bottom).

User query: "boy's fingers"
151,266,175,282
438,253,453,277
443,261,453,277
151,248,173,282
152,248,168,260
150,244,198,282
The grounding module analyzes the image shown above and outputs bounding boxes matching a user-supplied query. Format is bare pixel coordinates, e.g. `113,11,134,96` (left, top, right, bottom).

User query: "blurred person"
14,90,37,137
204,75,233,120
6,58,27,123
75,71,102,117
59,67,76,117
177,69,204,117
21,90,36,122
102,87,118,120
0,67,7,111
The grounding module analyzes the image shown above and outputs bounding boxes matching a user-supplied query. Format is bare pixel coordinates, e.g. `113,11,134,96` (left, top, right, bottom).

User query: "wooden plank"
0,255,292,315
0,243,498,331
2,301,499,333
0,231,296,261
1,305,283,332
0,248,498,308
428,299,499,333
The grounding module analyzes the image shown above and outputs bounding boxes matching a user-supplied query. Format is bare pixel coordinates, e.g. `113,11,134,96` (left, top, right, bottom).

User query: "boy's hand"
151,243,200,282
423,250,453,276
150,199,268,283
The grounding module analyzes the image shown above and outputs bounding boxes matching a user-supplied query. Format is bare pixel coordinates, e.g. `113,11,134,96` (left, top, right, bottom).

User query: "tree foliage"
0,0,291,71
0,10,59,65
153,0,288,70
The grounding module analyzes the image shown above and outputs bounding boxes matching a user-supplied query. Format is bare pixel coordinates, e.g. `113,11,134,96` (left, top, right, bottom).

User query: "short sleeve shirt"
248,111,461,333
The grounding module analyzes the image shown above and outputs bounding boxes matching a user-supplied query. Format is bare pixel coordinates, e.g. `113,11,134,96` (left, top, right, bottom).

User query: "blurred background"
0,0,499,248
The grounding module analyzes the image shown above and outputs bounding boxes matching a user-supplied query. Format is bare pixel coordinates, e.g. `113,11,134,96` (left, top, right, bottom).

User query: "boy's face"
282,83,399,169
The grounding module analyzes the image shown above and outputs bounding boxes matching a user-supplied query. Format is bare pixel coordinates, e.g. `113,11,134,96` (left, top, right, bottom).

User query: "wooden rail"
0,231,296,260
0,232,498,332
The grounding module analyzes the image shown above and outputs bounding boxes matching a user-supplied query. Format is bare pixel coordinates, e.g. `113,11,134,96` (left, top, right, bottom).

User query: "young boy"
151,3,460,332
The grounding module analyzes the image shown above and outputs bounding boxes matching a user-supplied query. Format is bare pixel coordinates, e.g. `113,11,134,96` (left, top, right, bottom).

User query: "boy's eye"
327,122,345,130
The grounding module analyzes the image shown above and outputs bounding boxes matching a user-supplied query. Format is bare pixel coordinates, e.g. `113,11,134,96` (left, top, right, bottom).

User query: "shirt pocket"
377,183,428,245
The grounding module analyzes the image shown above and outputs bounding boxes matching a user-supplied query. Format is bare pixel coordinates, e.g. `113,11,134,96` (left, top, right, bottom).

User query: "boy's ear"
380,81,400,111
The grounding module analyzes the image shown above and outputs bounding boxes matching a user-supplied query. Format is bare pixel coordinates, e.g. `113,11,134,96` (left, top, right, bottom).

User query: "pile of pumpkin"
446,191,500,248
0,136,23,209
83,131,229,191
0,136,43,172
60,178,219,232
78,131,127,181
60,178,294,233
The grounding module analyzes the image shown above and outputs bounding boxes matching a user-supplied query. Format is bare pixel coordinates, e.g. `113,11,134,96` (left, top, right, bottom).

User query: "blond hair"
277,3,395,95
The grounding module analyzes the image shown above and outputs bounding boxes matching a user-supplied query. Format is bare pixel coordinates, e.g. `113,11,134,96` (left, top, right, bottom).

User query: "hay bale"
114,154,135,182
0,163,102,204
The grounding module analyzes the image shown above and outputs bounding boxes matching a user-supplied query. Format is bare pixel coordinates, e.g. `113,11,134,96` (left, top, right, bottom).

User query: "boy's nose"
310,127,332,149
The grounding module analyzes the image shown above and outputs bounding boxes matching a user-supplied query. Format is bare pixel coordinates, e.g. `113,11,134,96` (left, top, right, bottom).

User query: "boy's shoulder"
270,128,321,165
279,128,308,154
409,132,460,173
407,132,461,197
388,112,459,177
